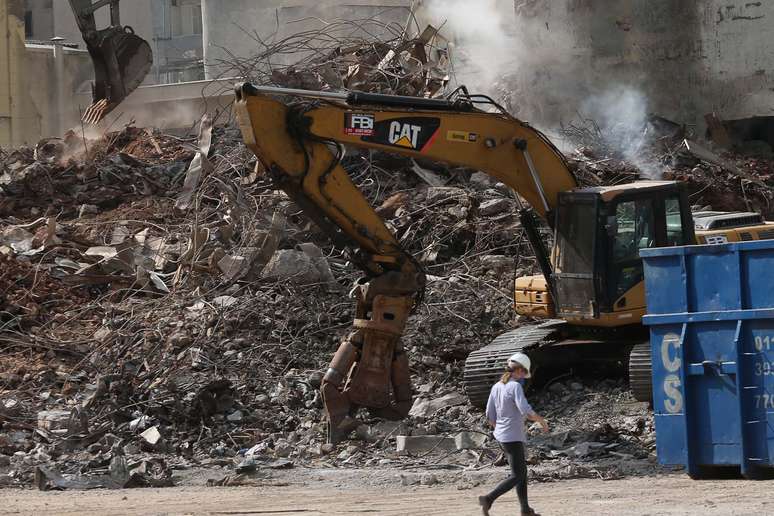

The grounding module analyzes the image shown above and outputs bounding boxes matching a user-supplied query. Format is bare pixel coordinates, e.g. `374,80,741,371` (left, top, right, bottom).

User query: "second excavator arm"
233,84,577,441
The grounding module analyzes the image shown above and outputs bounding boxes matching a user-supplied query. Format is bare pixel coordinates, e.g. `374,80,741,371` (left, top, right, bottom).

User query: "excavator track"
463,321,564,408
628,341,653,403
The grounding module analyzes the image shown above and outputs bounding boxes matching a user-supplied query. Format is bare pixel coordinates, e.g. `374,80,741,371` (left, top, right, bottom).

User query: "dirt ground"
1,471,770,516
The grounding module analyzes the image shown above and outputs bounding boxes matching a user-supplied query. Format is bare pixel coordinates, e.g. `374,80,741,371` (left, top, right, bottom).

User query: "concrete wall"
22,44,93,140
201,0,412,80
24,0,54,40
499,0,774,130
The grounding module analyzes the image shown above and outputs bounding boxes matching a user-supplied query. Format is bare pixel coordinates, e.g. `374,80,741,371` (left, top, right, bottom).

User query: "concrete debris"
36,410,72,432
479,198,511,217
395,435,458,454
408,392,466,418
261,249,335,286
140,427,164,449
454,432,488,450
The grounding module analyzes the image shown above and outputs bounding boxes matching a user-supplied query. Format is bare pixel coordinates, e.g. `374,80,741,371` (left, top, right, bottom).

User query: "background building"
200,0,413,80
44,0,203,85
5,0,774,147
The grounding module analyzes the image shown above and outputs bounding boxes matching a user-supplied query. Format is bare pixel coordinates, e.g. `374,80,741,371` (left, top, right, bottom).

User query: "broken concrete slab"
479,198,511,217
140,426,164,449
395,435,457,454
36,410,72,432
261,245,337,288
682,139,766,186
454,432,488,450
408,392,466,418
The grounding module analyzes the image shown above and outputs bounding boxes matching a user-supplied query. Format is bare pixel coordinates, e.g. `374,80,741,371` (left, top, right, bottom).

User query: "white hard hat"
507,352,531,378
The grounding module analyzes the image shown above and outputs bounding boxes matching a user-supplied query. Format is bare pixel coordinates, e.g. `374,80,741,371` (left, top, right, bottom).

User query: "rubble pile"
0,116,542,489
3,113,774,490
561,118,774,217
214,19,450,97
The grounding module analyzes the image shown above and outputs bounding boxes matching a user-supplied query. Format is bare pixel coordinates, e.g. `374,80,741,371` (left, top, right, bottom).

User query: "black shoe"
478,496,492,516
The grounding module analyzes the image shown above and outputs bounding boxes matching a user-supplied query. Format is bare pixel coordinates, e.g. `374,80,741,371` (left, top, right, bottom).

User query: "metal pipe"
522,147,551,214
241,84,349,101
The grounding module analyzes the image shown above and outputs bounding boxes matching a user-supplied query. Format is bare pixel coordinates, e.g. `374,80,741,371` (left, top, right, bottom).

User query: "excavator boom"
233,83,577,441
69,0,153,124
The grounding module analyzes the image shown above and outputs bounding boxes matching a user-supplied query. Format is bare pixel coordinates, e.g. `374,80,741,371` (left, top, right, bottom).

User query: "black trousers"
486,441,529,512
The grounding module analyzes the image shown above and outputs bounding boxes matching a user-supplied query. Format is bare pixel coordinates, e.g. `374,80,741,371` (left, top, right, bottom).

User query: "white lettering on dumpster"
661,333,683,414
755,335,773,352
661,333,682,372
663,376,683,413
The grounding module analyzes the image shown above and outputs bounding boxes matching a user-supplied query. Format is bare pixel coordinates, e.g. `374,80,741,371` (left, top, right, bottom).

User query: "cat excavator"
231,83,774,442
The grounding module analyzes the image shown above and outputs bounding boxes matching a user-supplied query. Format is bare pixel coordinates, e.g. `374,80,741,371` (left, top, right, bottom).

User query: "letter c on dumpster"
661,333,681,372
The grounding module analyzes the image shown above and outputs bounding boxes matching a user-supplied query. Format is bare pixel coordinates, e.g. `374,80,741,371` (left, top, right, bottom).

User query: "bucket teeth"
82,99,111,125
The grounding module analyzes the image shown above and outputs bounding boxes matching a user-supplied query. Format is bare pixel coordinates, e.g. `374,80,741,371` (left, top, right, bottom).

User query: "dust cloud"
579,86,661,179
417,0,660,178
417,0,518,97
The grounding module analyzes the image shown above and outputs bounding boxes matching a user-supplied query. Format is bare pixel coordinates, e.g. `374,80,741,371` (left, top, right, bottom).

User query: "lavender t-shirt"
485,380,535,443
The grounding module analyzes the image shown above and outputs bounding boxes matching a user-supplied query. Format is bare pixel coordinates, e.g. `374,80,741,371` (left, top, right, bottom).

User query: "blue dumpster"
641,240,774,479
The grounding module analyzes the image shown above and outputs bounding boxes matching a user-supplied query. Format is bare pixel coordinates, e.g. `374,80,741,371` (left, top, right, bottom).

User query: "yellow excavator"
231,83,774,441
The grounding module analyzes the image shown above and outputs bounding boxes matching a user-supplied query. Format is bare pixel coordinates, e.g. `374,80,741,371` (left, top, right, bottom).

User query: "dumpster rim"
640,239,774,258
643,307,774,326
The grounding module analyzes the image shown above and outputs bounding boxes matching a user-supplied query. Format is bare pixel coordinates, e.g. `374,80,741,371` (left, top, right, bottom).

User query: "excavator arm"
233,84,577,441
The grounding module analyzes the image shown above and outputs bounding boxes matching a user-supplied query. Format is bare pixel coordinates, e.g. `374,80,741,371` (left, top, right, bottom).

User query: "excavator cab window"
665,197,688,245
553,197,599,318
602,190,694,312
610,199,656,299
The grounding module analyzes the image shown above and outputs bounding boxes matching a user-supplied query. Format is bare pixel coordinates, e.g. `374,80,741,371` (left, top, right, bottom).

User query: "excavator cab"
69,0,153,124
552,181,695,322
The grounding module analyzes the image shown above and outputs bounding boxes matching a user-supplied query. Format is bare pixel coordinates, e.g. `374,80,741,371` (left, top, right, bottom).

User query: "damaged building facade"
506,0,774,142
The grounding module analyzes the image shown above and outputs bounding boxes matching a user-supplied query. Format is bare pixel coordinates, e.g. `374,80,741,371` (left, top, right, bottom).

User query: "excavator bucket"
81,27,152,124
69,1,153,124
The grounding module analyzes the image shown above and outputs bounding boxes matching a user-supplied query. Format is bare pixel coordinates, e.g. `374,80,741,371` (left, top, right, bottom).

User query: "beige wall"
1,0,27,146
22,44,93,141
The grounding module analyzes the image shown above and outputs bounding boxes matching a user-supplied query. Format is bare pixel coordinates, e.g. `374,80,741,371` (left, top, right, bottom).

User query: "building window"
170,0,202,37
24,11,33,38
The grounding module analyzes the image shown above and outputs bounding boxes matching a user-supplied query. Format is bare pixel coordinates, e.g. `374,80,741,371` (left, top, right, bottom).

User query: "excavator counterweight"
69,0,153,124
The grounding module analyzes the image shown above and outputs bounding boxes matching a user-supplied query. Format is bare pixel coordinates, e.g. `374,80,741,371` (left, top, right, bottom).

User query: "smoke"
418,2,664,178
579,86,662,179
419,0,518,96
